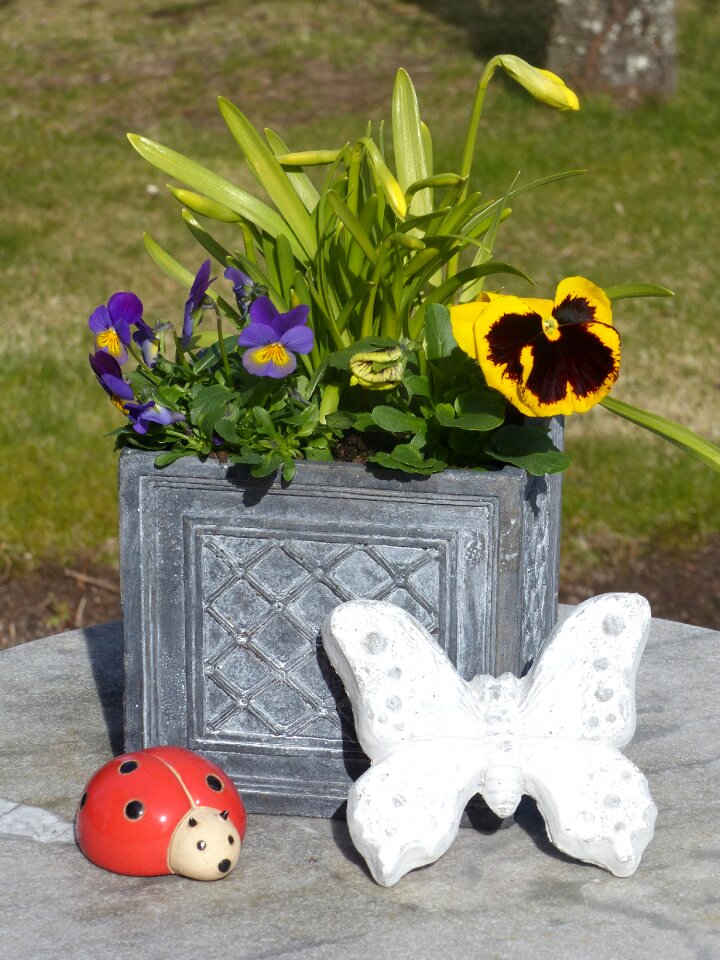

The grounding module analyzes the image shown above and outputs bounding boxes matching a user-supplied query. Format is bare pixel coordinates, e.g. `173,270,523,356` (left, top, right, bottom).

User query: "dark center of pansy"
486,311,542,383
524,323,618,405
552,295,595,326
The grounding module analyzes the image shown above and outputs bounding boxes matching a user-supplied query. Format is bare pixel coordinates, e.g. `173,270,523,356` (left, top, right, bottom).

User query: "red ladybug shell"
76,746,246,877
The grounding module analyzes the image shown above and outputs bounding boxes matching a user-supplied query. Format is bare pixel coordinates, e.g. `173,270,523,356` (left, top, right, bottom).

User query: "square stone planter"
120,437,561,817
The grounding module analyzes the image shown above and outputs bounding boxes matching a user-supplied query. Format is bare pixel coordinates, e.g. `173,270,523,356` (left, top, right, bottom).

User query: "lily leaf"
127,133,306,262
264,127,320,213
601,397,720,472
392,68,432,217
142,233,239,321
218,98,317,259
605,283,674,301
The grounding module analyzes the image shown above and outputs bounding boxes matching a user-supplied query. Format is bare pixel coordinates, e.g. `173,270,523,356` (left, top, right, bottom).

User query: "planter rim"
118,445,536,487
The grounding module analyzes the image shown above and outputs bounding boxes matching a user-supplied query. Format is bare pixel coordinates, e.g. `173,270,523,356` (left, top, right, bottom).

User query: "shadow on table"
83,621,125,756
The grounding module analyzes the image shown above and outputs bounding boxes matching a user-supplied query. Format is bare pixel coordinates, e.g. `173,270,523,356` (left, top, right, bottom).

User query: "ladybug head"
167,807,241,881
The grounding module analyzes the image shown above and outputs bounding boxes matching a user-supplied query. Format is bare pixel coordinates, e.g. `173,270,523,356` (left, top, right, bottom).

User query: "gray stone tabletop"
0,612,718,960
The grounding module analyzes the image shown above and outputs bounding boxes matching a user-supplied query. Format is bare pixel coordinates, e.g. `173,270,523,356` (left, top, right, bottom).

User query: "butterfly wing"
322,600,489,885
321,600,485,759
513,593,656,875
347,740,485,887
518,593,651,747
520,740,657,876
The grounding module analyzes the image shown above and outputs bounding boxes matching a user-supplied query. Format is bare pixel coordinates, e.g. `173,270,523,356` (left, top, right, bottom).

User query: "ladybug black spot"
188,817,198,827
228,835,235,845
119,760,138,774
207,775,223,792
220,810,229,820
197,841,206,851
125,800,144,820
218,859,231,873
79,792,88,809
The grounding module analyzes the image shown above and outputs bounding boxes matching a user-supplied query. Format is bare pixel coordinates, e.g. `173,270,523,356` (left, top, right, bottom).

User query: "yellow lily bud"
360,138,408,220
497,55,580,111
168,187,241,222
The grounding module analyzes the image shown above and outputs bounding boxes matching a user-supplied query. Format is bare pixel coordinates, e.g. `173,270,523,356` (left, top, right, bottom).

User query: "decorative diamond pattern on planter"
199,535,442,746
120,448,561,816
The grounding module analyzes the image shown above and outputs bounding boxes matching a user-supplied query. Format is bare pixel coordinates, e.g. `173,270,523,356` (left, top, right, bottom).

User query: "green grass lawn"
1,0,718,580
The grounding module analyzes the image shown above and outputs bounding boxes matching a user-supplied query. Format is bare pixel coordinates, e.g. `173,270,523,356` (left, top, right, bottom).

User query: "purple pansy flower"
89,350,135,412
238,297,313,378
125,401,186,435
88,292,142,363
183,260,215,344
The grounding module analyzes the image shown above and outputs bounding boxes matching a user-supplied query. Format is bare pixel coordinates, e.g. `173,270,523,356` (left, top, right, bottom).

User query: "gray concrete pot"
120,436,561,817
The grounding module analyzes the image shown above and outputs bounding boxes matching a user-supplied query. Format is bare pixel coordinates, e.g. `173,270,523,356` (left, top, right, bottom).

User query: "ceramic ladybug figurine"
75,746,247,880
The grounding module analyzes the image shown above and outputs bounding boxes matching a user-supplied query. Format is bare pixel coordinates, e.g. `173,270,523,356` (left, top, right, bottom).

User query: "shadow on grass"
403,0,555,65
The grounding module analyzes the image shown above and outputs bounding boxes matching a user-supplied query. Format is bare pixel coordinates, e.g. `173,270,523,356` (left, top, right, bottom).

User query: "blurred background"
1,0,718,646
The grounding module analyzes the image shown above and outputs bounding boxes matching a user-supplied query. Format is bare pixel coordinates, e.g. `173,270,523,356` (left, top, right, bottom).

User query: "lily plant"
88,55,720,482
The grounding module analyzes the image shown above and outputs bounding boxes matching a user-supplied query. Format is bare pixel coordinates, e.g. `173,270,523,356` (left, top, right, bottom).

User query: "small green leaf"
190,384,236,435
371,406,426,433
252,451,284,477
370,444,446,475
282,459,297,483
304,445,335,462
404,374,431,399
154,450,192,468
488,424,570,475
423,304,456,360
253,406,277,438
214,418,240,443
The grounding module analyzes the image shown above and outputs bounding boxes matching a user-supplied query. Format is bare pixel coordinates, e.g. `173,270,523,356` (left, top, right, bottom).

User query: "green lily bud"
389,232,426,251
274,150,342,166
349,346,405,391
168,186,241,222
496,55,580,111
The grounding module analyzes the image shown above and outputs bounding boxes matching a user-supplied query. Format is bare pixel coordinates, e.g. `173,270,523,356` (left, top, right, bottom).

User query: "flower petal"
242,344,297,378
107,292,143,335
248,296,280,331
519,319,621,415
238,322,279,347
89,351,134,400
88,304,111,335
280,323,314,354
273,304,310,337
553,276,613,328
224,266,252,290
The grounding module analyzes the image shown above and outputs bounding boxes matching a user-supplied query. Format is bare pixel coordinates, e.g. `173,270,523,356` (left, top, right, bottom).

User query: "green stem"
211,301,233,383
238,220,257,264
449,58,498,280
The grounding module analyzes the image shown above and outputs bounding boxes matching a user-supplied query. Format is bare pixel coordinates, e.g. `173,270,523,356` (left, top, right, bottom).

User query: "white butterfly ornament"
321,594,657,886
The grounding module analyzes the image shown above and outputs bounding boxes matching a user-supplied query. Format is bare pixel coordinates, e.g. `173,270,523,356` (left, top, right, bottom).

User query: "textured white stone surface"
322,594,657,886
0,799,74,843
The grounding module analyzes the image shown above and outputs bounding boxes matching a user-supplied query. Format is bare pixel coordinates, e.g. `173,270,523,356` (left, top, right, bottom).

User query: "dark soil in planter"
2,533,720,650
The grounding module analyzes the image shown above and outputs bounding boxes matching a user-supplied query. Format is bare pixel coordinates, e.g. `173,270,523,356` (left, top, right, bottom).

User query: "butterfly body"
322,594,657,886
